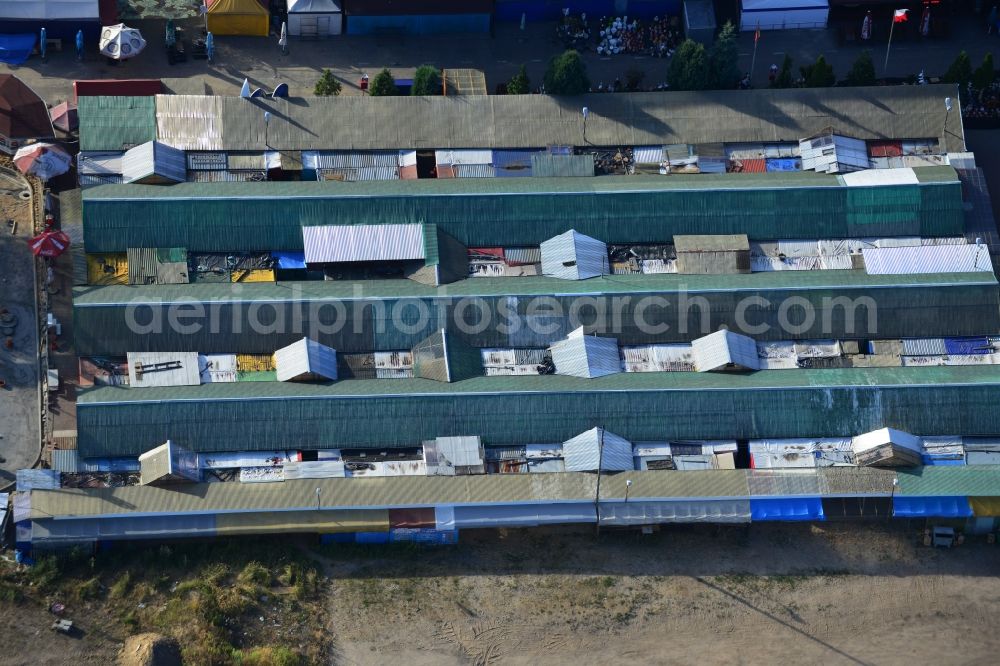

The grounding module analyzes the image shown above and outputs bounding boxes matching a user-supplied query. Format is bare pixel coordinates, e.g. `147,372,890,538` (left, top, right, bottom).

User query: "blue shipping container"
346,14,491,34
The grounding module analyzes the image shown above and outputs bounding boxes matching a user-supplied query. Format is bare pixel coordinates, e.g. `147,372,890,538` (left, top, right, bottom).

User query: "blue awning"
0,34,37,66
271,251,306,269
893,496,973,518
750,497,825,522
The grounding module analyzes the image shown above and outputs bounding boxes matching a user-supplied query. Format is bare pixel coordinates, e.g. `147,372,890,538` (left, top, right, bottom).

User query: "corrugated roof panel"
186,152,228,170
531,154,595,178
896,466,1000,496
453,164,496,178
51,449,80,473
692,330,760,372
902,338,949,356
540,229,609,280
863,244,993,274
274,338,338,382
599,499,751,525
155,94,224,151
492,149,538,169
563,428,633,471
122,141,186,184
434,149,493,166
79,96,157,151
80,173,124,187
127,351,202,388
302,223,425,263
750,497,825,521
550,329,620,379
633,146,665,164
314,151,400,169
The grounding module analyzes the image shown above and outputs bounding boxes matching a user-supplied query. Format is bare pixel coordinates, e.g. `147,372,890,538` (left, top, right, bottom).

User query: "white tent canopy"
287,0,343,37
740,0,828,31
0,1,98,20
99,23,146,61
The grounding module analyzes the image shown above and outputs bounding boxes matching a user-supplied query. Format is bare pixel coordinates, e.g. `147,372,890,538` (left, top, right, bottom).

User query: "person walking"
768,63,778,84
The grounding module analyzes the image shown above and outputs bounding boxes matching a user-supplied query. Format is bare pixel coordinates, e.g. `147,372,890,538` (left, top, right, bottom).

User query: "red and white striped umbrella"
29,230,71,258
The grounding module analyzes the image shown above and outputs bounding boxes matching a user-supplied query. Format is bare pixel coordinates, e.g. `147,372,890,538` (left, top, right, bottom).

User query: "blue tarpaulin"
893,496,973,518
272,251,306,269
944,337,991,355
0,34,37,65
765,158,802,172
750,497,825,521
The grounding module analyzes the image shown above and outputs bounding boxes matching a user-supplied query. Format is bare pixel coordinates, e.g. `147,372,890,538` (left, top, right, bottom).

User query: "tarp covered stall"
138,440,200,486
411,329,482,383
540,229,609,280
893,496,973,518
563,427,633,472
750,497,825,521
852,427,923,467
550,327,620,379
0,0,101,38
451,503,597,529
288,0,343,37
423,436,485,475
122,140,185,185
693,330,761,372
740,0,829,31
0,34,37,66
207,0,270,37
821,496,893,520
274,338,338,382
675,234,751,274
599,499,751,525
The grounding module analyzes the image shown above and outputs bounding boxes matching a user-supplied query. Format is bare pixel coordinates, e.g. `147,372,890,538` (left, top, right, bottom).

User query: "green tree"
507,64,531,95
973,52,996,92
368,68,398,96
942,50,973,87
707,21,741,90
800,54,835,88
411,64,442,96
543,49,590,95
313,69,342,96
772,54,794,88
667,39,709,91
845,50,876,87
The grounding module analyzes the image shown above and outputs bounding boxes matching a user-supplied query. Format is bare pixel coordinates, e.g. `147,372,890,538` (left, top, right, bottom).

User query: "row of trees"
314,65,443,96
314,45,996,98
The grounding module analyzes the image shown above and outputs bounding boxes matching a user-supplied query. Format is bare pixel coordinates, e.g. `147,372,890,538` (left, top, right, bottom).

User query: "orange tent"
207,0,270,37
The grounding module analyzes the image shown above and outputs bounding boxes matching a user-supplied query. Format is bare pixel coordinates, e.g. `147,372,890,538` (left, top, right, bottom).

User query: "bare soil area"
319,524,1000,666
1,523,998,665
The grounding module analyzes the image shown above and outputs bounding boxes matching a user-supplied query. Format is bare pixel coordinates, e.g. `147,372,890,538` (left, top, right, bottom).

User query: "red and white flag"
754,23,760,43
893,8,909,22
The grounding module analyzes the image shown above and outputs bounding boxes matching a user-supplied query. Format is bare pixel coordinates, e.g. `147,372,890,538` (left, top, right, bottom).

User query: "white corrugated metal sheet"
310,150,400,169
155,94,225,151
454,164,496,178
302,223,425,263
862,244,992,274
51,449,80,473
800,134,869,173
199,354,238,383
434,149,493,166
633,146,664,164
423,436,485,476
621,344,695,372
274,338,338,382
550,328,620,378
692,330,760,372
841,168,918,187
540,229,609,280
563,427,633,472
121,141,186,184
852,428,922,454
186,151,228,170
902,338,948,356
199,451,295,469
282,460,346,479
127,351,202,388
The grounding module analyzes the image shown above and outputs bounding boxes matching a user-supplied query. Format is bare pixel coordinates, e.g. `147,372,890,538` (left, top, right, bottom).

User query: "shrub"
314,69,342,96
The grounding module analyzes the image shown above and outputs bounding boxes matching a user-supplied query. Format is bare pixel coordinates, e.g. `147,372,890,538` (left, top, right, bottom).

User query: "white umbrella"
240,78,251,98
13,143,72,181
279,21,288,55
99,23,146,60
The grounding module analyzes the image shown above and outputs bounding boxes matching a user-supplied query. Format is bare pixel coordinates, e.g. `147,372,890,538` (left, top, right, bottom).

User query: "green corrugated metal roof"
78,96,156,152
75,366,1000,457
80,174,965,252
73,270,996,305
75,366,1000,403
895,466,1000,496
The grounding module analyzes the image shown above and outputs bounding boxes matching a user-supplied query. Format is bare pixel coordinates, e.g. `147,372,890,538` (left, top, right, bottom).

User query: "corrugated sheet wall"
80,181,965,253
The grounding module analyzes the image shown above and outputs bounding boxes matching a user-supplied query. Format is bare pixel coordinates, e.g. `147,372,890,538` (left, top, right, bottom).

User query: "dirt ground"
319,524,1000,666
1,523,998,665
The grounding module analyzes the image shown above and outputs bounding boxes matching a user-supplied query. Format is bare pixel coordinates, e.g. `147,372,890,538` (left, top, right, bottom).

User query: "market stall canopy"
49,100,78,132
207,0,269,37
0,74,55,142
13,142,72,180
29,229,71,257
0,34,37,66
99,23,146,60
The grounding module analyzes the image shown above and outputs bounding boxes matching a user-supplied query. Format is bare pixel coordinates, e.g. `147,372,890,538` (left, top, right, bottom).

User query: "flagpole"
750,23,760,85
884,16,896,74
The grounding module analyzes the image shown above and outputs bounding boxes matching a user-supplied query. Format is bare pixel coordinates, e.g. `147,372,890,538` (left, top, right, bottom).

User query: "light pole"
263,111,271,148
943,97,953,146
889,477,899,522
581,106,589,144
315,486,322,511
624,479,633,504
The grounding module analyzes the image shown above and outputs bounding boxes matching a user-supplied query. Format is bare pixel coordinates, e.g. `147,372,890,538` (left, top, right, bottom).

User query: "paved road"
0,168,40,486
4,14,1000,103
